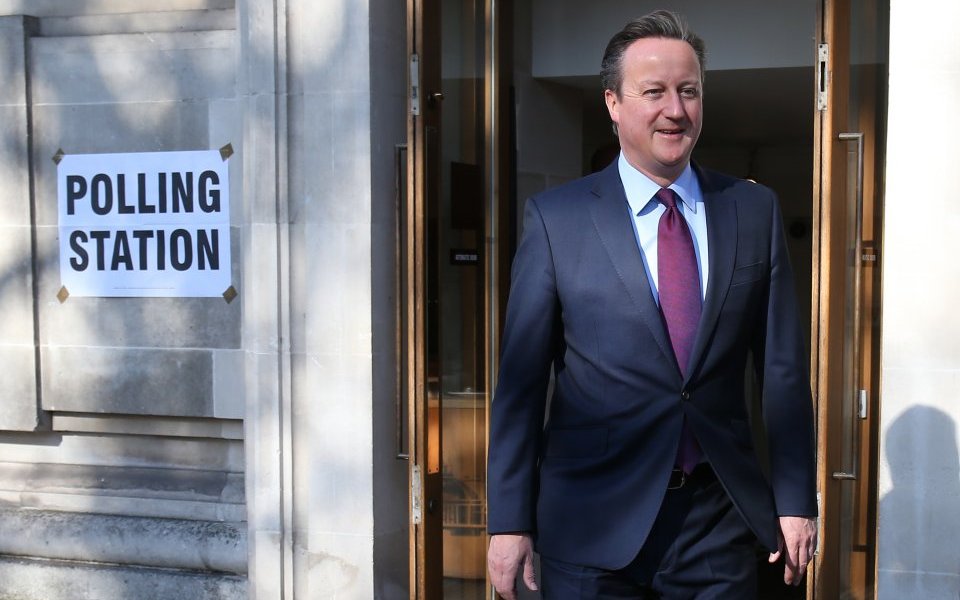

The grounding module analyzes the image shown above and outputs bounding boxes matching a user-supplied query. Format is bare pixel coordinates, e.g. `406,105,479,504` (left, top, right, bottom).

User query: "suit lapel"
588,164,676,370
686,166,737,382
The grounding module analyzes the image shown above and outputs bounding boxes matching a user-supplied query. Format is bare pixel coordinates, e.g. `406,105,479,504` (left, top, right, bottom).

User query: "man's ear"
604,89,620,125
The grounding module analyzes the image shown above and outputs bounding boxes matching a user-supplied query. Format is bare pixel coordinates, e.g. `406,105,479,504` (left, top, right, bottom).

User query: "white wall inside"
531,0,816,78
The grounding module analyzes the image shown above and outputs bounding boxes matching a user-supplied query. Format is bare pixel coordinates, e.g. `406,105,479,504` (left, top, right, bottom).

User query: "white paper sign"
57,150,231,297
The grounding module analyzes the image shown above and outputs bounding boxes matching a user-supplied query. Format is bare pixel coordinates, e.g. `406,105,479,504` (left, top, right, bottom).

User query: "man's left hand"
768,516,817,585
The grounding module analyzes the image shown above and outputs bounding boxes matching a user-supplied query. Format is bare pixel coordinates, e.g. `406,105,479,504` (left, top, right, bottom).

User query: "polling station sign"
57,149,231,298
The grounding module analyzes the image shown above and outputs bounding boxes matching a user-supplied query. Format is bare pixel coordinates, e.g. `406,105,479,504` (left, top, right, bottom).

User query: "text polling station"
57,149,232,298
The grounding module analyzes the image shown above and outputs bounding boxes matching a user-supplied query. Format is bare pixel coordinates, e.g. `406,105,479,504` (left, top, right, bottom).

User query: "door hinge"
858,389,868,420
817,43,829,111
410,54,421,116
410,464,423,524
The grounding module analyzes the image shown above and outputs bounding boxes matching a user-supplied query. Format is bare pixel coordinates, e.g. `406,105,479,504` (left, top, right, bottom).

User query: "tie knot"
656,188,679,210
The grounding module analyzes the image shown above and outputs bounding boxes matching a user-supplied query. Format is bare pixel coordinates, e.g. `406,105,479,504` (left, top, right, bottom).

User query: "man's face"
604,37,703,186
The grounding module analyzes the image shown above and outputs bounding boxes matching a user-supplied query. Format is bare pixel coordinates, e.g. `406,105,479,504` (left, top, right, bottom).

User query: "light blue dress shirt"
617,153,709,305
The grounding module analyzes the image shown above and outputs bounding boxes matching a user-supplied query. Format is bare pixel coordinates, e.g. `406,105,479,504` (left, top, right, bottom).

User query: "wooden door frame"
810,0,846,592
410,0,884,597
406,0,440,597
407,0,887,596
811,0,884,597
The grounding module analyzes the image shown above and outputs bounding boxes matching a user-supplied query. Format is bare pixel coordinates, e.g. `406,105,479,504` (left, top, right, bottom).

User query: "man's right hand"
487,533,538,600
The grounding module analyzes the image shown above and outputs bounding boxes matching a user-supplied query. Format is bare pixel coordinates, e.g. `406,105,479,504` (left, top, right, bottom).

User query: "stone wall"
0,0,409,597
877,1,960,597
0,2,246,597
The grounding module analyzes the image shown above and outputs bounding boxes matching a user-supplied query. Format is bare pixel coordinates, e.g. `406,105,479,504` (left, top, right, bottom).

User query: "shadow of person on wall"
878,405,960,597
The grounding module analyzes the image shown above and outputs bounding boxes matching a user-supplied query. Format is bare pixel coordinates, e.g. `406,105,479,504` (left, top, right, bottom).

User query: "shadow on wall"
879,405,960,596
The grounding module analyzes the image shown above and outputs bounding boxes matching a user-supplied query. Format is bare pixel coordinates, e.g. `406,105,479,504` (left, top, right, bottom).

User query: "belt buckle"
667,468,686,490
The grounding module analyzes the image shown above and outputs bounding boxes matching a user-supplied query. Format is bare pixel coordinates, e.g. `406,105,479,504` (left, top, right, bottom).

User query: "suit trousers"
539,464,758,599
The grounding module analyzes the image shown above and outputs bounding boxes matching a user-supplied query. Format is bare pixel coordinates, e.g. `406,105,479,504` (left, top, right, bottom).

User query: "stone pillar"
877,1,960,597
238,0,293,597
286,0,376,595
240,0,408,597
0,15,41,431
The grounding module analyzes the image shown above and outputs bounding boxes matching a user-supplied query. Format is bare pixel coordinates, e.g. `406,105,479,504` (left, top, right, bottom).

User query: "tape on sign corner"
52,149,65,165
222,285,238,303
56,286,70,304
219,144,234,161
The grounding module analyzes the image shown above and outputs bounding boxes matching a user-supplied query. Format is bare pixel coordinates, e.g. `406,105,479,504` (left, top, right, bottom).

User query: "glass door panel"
436,1,488,596
409,0,501,598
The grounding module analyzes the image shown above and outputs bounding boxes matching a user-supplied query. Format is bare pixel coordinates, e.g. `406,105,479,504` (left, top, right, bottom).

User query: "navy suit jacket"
487,162,817,570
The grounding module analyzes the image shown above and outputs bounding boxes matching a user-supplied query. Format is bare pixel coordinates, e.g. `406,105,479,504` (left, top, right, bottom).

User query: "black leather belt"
667,463,713,490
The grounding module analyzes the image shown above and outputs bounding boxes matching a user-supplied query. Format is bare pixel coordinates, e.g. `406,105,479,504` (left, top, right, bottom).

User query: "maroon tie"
656,188,702,473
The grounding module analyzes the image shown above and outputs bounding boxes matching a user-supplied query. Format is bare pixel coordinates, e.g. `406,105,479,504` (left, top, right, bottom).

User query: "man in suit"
486,10,817,599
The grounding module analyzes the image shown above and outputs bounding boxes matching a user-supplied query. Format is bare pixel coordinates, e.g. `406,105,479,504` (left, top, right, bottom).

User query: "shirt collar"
618,153,702,215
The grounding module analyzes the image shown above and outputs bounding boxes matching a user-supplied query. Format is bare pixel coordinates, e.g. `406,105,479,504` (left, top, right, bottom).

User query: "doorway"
405,1,886,598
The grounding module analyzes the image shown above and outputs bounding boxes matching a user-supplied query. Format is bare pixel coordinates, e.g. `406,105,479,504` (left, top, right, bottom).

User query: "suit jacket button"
681,390,690,401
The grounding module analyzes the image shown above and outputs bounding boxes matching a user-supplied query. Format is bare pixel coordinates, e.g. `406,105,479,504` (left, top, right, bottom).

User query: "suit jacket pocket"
729,262,764,287
544,427,607,458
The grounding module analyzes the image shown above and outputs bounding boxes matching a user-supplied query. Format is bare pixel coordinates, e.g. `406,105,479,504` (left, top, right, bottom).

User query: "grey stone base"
0,508,246,575
0,556,246,600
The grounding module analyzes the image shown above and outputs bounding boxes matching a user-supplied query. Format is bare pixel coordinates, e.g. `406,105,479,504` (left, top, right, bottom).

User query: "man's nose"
663,91,686,118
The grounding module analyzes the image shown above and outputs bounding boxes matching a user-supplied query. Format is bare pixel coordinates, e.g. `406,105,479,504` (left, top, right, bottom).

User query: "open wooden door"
406,1,511,598
811,0,888,598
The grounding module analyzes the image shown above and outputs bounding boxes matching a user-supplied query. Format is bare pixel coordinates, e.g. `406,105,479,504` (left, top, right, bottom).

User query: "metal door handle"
395,143,410,460
832,132,865,481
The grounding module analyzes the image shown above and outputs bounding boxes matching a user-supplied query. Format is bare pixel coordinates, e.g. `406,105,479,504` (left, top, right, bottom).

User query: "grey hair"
600,10,707,96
